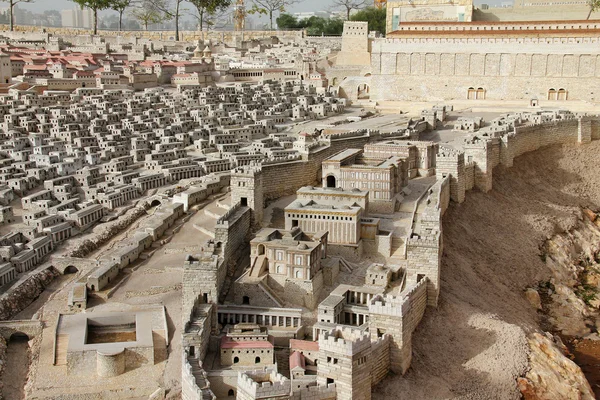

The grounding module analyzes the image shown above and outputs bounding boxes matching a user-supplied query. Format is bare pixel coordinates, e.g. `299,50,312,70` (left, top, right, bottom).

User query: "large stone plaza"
0,1,598,399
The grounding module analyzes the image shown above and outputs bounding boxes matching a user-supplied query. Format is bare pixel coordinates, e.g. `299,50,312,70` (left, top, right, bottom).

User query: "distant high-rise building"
61,8,93,29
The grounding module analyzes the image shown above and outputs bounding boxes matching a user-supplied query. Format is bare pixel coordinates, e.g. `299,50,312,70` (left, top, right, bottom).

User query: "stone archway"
357,83,370,99
63,265,78,274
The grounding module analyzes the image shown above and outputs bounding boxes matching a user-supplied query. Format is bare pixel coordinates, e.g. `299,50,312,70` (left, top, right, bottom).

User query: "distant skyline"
15,0,511,16
17,0,344,15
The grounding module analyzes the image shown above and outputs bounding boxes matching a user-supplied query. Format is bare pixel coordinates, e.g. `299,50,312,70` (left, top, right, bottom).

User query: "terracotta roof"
289,351,305,370
289,339,319,351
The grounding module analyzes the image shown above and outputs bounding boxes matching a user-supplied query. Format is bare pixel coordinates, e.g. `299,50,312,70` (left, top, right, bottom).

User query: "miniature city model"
0,12,596,400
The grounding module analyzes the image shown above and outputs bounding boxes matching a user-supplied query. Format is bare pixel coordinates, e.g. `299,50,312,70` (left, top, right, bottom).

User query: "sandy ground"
374,140,600,399
3,335,29,400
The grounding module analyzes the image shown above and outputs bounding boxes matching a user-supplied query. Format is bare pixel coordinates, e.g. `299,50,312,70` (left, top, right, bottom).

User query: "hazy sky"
18,0,338,15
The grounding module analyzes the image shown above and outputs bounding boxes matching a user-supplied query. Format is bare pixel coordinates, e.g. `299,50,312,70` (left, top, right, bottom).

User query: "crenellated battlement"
237,368,291,398
319,326,372,355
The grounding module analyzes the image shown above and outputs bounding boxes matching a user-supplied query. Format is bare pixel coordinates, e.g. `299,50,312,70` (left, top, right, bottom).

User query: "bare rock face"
519,333,594,400
0,267,60,321
525,288,543,310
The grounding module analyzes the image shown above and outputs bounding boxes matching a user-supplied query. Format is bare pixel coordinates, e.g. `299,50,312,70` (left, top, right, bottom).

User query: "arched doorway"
326,175,336,188
255,356,261,364
357,84,370,99
548,88,557,100
150,199,161,208
476,87,485,100
467,87,476,100
228,389,235,397
63,265,78,274
257,244,265,256
233,356,239,364
332,77,338,86
558,88,567,100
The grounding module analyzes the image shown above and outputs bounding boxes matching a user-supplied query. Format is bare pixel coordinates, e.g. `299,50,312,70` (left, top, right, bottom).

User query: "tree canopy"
351,6,386,35
588,0,600,19
276,14,345,35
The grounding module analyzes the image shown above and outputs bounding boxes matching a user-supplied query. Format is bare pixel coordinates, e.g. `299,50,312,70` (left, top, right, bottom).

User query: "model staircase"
390,237,406,260
54,334,69,366
338,258,353,273
187,356,215,400
249,255,267,277
257,282,284,307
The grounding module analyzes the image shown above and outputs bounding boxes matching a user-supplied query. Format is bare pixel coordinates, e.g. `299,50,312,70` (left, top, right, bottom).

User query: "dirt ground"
374,141,600,399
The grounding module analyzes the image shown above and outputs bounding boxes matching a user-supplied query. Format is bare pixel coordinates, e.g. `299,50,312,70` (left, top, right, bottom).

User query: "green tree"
351,6,385,35
130,0,169,30
1,0,33,31
248,0,297,30
71,0,112,34
111,0,137,31
275,13,297,29
587,0,600,18
187,0,231,35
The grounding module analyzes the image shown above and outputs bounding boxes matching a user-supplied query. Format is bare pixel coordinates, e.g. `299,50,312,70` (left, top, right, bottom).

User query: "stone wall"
370,335,391,386
261,131,408,201
0,266,60,320
0,25,304,45
370,38,600,101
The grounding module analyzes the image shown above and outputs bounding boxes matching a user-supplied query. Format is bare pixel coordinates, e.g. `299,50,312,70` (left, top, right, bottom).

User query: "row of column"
344,312,369,327
52,228,70,243
80,209,103,226
346,291,373,305
0,267,16,285
218,312,301,328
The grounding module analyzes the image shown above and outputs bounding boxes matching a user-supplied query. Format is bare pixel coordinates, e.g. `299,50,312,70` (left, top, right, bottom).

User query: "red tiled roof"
289,339,319,351
290,351,305,370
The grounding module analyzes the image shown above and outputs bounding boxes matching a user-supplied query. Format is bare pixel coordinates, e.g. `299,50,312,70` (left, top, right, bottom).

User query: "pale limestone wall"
233,279,279,308
208,372,238,398
337,22,371,67
370,38,600,101
97,350,125,378
221,347,273,367
327,242,363,263
265,271,324,309
436,147,465,203
474,7,600,21
182,256,220,325
290,384,337,400
370,335,391,385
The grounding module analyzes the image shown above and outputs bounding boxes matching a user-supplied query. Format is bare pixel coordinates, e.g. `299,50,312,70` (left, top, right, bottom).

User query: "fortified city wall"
0,26,305,45
181,112,600,399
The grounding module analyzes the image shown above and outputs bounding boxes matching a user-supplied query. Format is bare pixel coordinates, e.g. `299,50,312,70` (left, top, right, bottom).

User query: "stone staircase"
257,282,285,307
187,356,213,399
390,237,406,260
338,258,354,273
54,334,69,366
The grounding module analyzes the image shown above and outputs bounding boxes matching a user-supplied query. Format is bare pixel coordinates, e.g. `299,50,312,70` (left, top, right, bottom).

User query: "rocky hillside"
374,141,600,399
